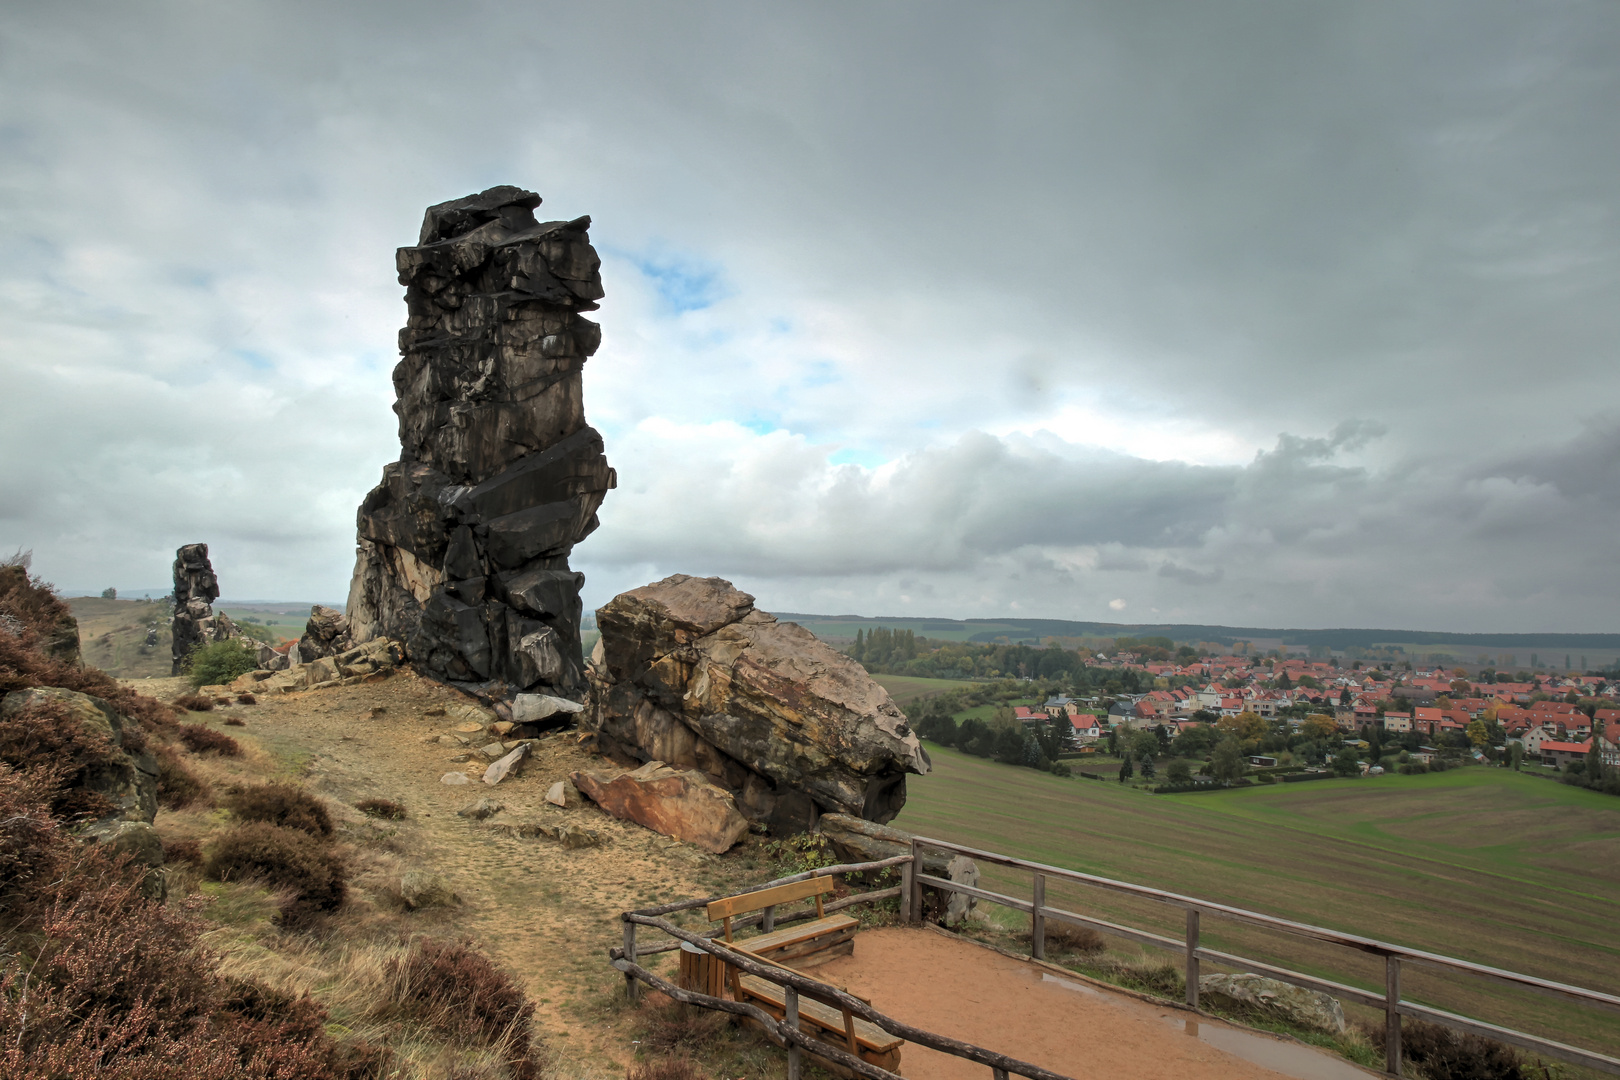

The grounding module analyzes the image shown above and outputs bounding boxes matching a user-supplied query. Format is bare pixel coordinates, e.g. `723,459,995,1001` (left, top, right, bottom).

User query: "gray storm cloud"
1,1,1617,631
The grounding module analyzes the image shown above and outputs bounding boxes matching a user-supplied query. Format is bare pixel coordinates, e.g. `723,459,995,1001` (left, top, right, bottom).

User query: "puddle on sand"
1163,1015,1370,1080
1039,972,1366,1080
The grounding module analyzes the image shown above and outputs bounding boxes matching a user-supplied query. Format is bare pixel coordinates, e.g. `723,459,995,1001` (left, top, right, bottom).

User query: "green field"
870,673,983,704
895,744,1620,1058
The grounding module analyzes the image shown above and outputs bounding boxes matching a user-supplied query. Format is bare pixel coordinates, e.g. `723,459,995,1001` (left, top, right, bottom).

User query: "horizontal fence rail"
614,856,1074,1080
909,835,1620,1077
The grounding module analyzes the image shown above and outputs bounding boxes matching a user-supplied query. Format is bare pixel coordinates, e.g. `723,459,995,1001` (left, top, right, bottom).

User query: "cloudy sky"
2,1,1617,631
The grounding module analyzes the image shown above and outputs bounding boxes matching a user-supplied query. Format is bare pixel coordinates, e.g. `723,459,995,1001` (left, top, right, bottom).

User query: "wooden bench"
707,877,902,1072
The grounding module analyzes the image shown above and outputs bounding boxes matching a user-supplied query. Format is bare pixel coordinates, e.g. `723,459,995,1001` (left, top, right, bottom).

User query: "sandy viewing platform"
811,927,1372,1080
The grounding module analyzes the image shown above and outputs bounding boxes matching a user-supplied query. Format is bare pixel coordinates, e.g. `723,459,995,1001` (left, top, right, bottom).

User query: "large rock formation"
345,186,614,707
583,575,929,833
170,543,244,674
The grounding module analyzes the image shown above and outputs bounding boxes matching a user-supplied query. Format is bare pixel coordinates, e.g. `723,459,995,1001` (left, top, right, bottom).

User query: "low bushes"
154,743,210,809
1357,1019,1524,1080
628,1057,704,1080
173,693,215,712
184,639,259,689
355,798,407,820
385,937,536,1073
225,783,333,837
203,822,347,924
178,724,241,757
1042,921,1106,955
0,695,123,821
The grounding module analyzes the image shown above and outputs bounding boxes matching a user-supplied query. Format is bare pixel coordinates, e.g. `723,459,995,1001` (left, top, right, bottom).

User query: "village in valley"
857,630,1620,791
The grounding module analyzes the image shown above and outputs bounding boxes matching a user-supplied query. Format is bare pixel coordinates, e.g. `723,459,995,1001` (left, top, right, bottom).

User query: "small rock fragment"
545,779,580,809
400,870,459,909
456,721,485,734
490,721,514,736
449,752,471,763
458,797,503,819
440,772,470,785
425,706,446,717
484,744,529,786
478,742,506,761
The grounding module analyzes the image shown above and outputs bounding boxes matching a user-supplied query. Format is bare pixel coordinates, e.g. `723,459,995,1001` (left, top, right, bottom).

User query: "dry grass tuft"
637,1001,728,1055
203,822,348,924
356,798,408,821
627,1055,705,1080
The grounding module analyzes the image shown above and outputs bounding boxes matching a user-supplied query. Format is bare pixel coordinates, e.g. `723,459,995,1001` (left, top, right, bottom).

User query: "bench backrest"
707,876,834,933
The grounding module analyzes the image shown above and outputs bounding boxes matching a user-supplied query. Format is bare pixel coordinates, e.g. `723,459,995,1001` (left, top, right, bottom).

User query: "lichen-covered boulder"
584,575,929,830
1198,973,1347,1033
0,686,158,824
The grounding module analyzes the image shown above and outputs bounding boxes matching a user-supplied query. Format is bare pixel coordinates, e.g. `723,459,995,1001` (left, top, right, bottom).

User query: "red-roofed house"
1541,740,1592,769
1069,715,1102,741
1384,712,1413,733
1014,707,1046,724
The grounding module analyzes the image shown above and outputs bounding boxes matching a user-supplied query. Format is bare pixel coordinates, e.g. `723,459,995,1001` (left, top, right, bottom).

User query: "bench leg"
785,987,801,1080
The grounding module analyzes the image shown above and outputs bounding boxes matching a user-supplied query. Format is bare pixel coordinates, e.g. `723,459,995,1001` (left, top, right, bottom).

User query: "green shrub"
224,783,334,838
203,822,346,923
184,640,258,688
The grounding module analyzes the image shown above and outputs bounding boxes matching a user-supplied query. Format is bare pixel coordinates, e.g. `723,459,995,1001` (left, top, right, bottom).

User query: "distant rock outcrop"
583,575,929,834
170,543,245,675
345,186,614,709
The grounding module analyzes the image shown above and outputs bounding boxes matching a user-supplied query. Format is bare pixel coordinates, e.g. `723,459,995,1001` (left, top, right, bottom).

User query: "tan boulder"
585,575,928,830
571,764,748,854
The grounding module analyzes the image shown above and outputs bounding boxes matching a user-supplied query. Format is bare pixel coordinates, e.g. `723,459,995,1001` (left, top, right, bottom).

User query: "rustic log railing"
907,835,1620,1078
612,855,1074,1080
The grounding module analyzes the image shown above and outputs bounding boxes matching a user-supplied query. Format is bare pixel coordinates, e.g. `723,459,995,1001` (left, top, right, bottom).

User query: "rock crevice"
346,186,613,706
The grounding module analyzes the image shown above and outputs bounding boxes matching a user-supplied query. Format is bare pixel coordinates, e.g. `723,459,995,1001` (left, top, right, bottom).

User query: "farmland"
871,673,981,704
894,744,1620,1058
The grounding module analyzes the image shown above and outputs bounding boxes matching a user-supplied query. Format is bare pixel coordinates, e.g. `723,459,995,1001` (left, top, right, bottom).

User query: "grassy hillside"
895,745,1620,1057
67,596,174,677
871,673,981,704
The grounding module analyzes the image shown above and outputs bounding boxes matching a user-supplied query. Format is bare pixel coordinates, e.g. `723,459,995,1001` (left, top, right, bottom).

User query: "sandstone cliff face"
584,575,929,830
346,186,614,704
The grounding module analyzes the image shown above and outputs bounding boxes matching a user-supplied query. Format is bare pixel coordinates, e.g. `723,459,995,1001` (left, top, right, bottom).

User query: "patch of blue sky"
233,348,273,372
738,414,782,436
622,248,729,313
800,360,839,388
769,316,792,334
828,447,889,468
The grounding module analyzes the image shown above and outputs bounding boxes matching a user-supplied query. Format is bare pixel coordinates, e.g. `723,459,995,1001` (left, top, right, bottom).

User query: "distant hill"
776,612,1620,668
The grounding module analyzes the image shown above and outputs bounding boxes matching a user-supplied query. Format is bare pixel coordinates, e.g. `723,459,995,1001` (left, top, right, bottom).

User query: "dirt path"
131,671,762,1076
814,927,1372,1080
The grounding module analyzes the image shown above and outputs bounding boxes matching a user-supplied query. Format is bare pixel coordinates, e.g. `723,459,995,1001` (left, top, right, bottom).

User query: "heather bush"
1397,1019,1525,1080
385,936,536,1069
355,798,407,820
184,639,259,689
203,822,347,923
0,696,122,820
174,694,215,712
638,1001,727,1054
235,693,256,705
154,742,210,809
1041,920,1107,955
178,723,242,757
224,716,246,726
225,783,334,837
163,837,204,865
628,1056,705,1080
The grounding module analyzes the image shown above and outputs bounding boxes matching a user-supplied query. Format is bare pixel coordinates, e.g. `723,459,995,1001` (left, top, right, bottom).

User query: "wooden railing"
907,835,1620,1077
612,856,1074,1080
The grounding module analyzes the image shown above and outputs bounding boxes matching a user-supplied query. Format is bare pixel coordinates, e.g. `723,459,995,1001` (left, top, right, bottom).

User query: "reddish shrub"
173,694,214,713
224,716,246,726
388,937,535,1057
214,696,232,706
639,1002,726,1054
235,693,256,706
163,837,203,865
355,798,407,820
1399,1020,1524,1080
203,822,347,923
224,783,333,837
154,743,209,809
0,696,123,821
178,724,241,757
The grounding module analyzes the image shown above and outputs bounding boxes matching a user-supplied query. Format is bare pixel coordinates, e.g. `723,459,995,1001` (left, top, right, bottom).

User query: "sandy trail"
813,927,1371,1080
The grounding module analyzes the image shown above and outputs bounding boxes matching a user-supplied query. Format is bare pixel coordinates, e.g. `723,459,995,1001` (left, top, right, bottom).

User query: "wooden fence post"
909,838,924,924
763,904,776,933
785,986,802,1080
623,918,638,1002
1031,873,1046,961
900,854,915,924
1385,954,1402,1076
1185,909,1200,1008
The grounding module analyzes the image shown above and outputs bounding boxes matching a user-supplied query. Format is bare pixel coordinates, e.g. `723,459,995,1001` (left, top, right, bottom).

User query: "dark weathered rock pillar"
345,186,614,705
171,543,224,674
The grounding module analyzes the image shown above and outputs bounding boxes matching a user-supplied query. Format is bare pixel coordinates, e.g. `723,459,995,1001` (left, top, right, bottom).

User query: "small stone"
484,744,529,786
449,752,471,763
440,772,470,785
490,721,514,736
436,734,466,747
456,721,484,734
511,693,586,724
478,742,506,761
458,797,502,819
425,706,446,717
1198,974,1347,1034
545,779,580,809
559,824,603,849
400,870,459,909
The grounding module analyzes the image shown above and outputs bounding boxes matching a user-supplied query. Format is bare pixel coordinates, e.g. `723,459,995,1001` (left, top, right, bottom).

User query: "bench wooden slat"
707,876,835,922
735,914,856,955
735,974,904,1053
